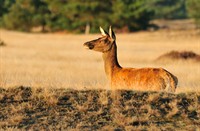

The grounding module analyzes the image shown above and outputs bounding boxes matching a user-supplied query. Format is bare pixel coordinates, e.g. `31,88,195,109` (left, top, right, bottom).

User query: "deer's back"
111,67,177,92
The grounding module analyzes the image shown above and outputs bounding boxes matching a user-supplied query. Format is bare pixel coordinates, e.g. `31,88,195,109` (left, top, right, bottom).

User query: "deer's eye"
100,39,106,43
104,39,109,44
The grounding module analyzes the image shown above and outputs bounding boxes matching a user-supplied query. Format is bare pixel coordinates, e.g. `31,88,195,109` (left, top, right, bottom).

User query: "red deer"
83,26,178,92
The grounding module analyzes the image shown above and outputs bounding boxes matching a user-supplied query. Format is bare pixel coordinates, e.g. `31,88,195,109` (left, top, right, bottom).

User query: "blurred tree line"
0,0,199,33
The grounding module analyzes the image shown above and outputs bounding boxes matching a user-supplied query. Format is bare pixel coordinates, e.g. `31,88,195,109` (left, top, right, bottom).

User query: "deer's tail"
164,69,178,93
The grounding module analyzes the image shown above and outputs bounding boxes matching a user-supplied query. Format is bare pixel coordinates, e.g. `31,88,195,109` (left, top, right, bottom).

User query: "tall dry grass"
0,29,200,92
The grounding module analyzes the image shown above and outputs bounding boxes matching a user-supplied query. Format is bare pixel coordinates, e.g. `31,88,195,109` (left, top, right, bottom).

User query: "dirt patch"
0,86,199,130
156,50,200,62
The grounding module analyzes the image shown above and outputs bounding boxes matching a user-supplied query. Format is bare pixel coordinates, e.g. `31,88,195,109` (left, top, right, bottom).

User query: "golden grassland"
0,29,200,130
0,29,200,92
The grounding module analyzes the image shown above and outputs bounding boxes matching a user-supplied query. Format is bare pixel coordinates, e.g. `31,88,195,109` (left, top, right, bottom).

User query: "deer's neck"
102,42,121,79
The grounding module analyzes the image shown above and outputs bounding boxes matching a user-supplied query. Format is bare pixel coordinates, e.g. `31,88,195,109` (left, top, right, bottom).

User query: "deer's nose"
84,42,94,49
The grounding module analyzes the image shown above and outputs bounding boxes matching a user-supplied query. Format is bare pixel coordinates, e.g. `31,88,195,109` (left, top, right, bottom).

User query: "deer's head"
84,26,116,53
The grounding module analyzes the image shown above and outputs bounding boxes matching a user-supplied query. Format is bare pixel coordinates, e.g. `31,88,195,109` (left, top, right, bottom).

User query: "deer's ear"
109,26,116,41
99,27,109,36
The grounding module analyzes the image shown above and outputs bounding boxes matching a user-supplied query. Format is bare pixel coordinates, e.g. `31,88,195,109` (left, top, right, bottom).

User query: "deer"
83,26,178,92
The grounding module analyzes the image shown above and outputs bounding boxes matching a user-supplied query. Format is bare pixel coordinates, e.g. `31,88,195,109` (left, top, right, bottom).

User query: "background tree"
2,0,33,31
0,0,15,17
45,0,112,33
146,0,187,19
0,0,193,33
111,0,153,32
0,0,15,26
1,0,50,32
30,0,51,32
43,0,71,32
186,0,200,28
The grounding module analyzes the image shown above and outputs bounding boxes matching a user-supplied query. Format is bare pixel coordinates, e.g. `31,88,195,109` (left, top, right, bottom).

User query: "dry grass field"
0,29,200,130
0,29,200,91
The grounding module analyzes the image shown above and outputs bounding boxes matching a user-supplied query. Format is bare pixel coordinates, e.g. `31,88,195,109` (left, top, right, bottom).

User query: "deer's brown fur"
84,27,178,92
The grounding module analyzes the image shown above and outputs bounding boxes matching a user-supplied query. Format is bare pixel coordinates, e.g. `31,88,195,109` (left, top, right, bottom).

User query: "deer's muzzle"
83,42,94,49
